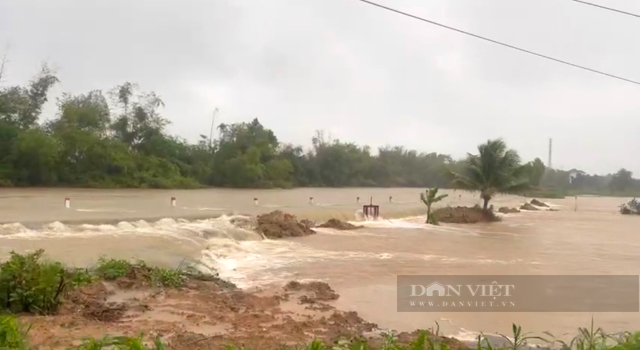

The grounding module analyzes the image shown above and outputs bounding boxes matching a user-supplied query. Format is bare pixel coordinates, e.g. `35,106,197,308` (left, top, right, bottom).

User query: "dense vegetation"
0,249,226,315
1,66,638,194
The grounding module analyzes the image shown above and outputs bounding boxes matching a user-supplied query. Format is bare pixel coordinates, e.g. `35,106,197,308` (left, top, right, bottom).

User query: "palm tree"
449,139,529,211
420,187,448,224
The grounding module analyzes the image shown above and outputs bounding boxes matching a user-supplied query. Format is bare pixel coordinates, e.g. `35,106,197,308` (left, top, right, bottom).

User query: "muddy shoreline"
21,276,475,349
7,206,569,349
20,271,552,350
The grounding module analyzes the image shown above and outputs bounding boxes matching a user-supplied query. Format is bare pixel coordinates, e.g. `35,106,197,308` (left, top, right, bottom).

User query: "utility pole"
548,138,553,169
209,108,219,149
0,50,8,86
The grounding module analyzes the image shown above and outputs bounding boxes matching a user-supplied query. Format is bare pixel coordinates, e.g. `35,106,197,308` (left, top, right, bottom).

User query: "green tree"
2,63,639,192
610,168,633,192
50,90,111,135
0,64,58,129
449,139,530,210
420,187,448,224
10,128,59,185
522,158,545,186
210,119,292,188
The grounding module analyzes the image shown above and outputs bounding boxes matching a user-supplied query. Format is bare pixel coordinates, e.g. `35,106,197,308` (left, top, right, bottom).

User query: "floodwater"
0,187,638,340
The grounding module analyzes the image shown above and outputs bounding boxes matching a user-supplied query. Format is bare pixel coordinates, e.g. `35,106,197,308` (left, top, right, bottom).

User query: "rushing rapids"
0,188,637,342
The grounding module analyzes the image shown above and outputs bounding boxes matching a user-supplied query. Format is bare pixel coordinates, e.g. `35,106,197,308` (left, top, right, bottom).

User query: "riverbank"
3,250,467,349
4,251,637,350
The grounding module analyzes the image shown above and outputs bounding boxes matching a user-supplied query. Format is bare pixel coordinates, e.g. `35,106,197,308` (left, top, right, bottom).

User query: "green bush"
94,258,133,280
68,267,98,288
0,250,68,314
0,251,226,319
150,268,184,288
93,258,189,288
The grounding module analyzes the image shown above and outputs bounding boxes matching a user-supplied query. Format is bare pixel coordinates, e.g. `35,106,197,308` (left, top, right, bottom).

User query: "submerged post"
171,197,177,207
64,197,71,209
363,197,380,220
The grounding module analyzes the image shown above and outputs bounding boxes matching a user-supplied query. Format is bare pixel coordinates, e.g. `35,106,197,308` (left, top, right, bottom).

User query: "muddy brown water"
0,188,638,341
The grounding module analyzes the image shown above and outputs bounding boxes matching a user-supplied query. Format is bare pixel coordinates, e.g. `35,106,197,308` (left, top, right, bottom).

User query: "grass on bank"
0,249,230,315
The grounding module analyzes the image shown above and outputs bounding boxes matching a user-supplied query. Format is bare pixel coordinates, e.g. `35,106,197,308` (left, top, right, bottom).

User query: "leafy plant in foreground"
0,314,33,350
496,324,549,350
0,249,68,314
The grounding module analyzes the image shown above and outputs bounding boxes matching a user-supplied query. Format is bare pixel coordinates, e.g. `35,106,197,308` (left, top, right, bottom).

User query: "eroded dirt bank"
23,277,466,350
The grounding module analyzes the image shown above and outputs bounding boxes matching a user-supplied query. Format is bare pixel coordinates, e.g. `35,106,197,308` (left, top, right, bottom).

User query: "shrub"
94,258,133,280
0,249,68,314
150,267,183,288
68,267,98,288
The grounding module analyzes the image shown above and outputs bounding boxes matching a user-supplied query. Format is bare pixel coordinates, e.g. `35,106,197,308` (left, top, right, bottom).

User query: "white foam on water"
0,215,261,245
450,329,482,342
389,200,420,204
313,227,385,237
441,257,524,265
180,207,227,211
198,238,403,288
315,202,340,207
345,215,485,237
76,208,137,213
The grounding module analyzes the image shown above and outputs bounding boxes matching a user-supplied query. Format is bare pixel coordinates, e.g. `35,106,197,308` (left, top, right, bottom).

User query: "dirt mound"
317,219,363,230
300,219,316,229
63,282,127,322
530,199,549,207
256,211,316,239
24,275,479,350
498,207,520,214
285,281,340,302
27,278,385,350
432,206,499,224
520,203,539,211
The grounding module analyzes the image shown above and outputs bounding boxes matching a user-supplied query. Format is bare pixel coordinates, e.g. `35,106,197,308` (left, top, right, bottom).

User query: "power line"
571,0,640,18
353,0,640,86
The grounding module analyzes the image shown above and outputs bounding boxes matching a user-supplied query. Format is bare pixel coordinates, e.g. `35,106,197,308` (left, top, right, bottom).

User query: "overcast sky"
1,0,639,174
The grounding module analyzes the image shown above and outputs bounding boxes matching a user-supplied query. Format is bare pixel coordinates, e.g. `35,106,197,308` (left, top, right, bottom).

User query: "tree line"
0,66,637,194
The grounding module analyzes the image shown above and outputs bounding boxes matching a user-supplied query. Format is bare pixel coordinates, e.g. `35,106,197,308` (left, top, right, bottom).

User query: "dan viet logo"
411,281,515,298
398,275,639,312
407,281,516,308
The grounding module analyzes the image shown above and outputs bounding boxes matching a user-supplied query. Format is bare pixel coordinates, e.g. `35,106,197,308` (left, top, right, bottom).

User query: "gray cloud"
1,0,639,174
